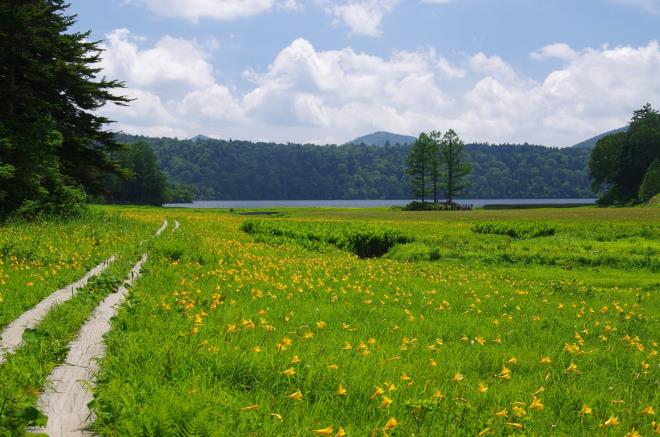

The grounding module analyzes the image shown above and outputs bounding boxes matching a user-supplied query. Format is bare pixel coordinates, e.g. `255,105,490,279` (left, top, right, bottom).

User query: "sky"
68,0,660,147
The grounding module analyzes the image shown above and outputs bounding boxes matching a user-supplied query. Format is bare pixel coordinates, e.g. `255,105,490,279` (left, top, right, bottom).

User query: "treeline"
117,134,594,200
590,104,660,205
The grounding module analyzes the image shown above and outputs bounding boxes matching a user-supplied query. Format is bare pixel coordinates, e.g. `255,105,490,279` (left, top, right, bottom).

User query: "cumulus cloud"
327,0,399,36
127,0,299,22
530,43,578,61
99,31,660,146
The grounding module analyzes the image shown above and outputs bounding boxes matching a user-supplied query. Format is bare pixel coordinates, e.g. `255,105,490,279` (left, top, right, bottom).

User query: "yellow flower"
381,396,393,408
506,357,518,365
336,384,347,396
530,396,544,411
291,355,301,364
282,367,297,377
240,404,259,411
316,320,327,329
383,417,398,430
251,346,262,353
453,373,465,382
642,405,655,415
495,409,508,417
327,364,339,370
477,427,492,436
507,422,524,430
270,413,283,420
371,387,384,399
498,366,511,380
512,405,526,417
477,383,488,393
314,426,334,436
400,372,411,381
433,389,445,400
603,416,620,427
580,404,592,415
625,430,641,437
565,362,579,374
385,382,396,392
335,427,347,437
287,390,303,401
539,356,551,364
475,336,486,345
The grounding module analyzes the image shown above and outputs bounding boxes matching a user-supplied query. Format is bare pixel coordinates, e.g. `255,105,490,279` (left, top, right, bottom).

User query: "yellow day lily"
604,416,620,427
383,417,398,430
530,397,544,411
314,426,334,436
287,390,303,401
336,384,347,396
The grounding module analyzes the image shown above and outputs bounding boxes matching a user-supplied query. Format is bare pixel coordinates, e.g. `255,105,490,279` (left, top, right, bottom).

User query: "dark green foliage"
0,0,128,218
590,104,660,205
406,133,436,203
240,220,412,258
438,129,472,203
103,142,167,206
639,159,660,202
472,222,556,239
117,134,595,200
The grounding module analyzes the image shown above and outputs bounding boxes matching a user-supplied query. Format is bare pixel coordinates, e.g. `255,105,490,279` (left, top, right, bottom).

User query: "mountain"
347,131,416,146
571,127,627,149
115,133,594,201
191,134,214,142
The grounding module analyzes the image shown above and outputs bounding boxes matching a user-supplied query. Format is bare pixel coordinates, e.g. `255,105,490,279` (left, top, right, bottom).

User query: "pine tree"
406,133,434,203
0,0,129,217
439,129,472,204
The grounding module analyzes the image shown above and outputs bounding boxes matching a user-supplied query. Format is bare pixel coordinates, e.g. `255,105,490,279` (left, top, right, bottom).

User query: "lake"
164,199,597,209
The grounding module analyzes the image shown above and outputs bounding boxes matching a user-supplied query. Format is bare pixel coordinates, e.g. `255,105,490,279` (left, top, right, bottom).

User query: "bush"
472,222,556,239
240,220,413,258
384,243,440,262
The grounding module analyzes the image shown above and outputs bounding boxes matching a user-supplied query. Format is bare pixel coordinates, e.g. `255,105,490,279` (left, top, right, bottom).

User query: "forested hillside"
117,134,593,200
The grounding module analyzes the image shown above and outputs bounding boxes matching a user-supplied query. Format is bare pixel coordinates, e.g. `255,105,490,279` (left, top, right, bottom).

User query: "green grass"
85,207,658,436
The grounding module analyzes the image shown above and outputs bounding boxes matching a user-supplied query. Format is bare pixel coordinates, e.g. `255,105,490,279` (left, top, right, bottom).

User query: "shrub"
472,222,556,239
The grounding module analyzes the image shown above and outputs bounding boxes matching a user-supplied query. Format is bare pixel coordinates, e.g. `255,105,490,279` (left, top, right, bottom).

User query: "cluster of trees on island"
0,1,658,219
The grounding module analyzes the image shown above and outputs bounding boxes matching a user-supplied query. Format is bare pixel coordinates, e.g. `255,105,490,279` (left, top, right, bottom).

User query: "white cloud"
530,43,578,61
100,29,215,89
128,0,298,21
327,0,399,36
100,31,660,147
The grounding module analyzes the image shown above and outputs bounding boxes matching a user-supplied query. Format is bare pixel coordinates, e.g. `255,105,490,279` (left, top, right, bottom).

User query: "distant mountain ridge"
571,127,628,149
347,131,416,146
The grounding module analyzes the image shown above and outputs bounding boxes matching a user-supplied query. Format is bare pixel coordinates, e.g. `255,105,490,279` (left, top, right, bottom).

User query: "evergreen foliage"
117,134,595,200
639,159,660,202
0,0,128,218
590,104,660,205
438,129,472,203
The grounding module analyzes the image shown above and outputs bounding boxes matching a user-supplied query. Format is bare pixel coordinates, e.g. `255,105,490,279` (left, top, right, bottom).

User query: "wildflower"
507,357,518,365
251,346,262,353
625,430,641,437
475,336,486,345
383,417,398,430
539,356,551,364
385,382,396,392
580,404,592,415
498,366,511,380
565,362,579,374
400,372,411,382
335,427,347,437
287,390,303,401
478,427,492,436
507,423,524,430
240,404,259,411
343,342,353,350
327,364,339,370
642,405,655,415
381,396,393,408
314,426,334,436
530,397,544,411
477,383,488,393
495,409,508,417
603,416,620,427
371,387,384,399
270,413,283,420
291,355,301,364
453,373,465,382
281,367,296,377
433,389,445,400
512,405,526,417
336,384,347,396
316,321,327,329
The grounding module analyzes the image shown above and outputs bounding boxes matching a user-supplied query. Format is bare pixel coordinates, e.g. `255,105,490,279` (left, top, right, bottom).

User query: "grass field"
0,206,657,435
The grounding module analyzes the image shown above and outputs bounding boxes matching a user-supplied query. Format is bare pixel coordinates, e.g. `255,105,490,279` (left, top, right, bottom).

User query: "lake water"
164,199,597,209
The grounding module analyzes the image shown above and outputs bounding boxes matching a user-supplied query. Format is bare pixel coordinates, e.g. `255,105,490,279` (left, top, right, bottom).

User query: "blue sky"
69,0,660,146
